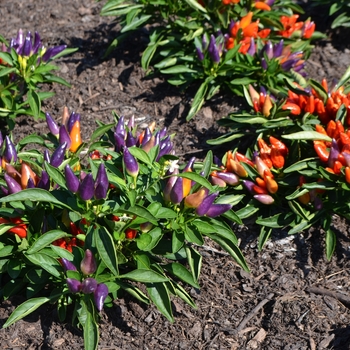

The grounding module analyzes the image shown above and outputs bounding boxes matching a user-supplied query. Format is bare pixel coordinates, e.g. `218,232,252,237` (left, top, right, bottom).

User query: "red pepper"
313,141,329,162
321,78,328,93
282,102,301,116
253,184,268,195
235,152,254,167
125,228,137,240
270,146,285,168
305,95,315,114
269,137,288,157
0,217,27,238
326,120,337,139
333,160,343,174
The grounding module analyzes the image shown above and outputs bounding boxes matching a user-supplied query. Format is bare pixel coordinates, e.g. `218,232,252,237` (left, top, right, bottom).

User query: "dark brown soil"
1,1,350,349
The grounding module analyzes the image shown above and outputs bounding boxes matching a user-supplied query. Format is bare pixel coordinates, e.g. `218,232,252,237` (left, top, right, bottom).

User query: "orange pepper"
254,1,271,11
345,167,350,184
264,174,278,194
21,163,37,189
255,177,267,189
305,95,315,114
69,120,82,153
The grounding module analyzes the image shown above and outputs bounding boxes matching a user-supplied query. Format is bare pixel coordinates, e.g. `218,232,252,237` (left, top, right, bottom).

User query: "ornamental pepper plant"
0,110,247,350
99,0,324,120
0,29,77,130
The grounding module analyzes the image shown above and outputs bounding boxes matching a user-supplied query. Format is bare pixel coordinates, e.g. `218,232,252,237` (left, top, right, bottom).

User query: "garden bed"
1,0,350,349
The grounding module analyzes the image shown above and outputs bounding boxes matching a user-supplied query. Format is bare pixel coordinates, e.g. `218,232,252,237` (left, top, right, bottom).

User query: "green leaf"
121,14,152,33
184,224,204,245
118,205,157,224
27,230,68,254
0,67,16,77
90,123,115,142
25,252,61,277
84,308,99,350
136,227,162,251
128,147,151,166
0,188,72,209
282,131,331,142
119,269,168,283
257,226,272,251
2,297,50,328
325,229,336,261
160,65,197,74
95,226,119,276
186,80,208,121
44,162,67,189
183,0,207,13
185,246,202,282
164,262,199,288
27,90,41,119
207,132,246,145
115,280,150,304
205,233,249,272
146,282,174,322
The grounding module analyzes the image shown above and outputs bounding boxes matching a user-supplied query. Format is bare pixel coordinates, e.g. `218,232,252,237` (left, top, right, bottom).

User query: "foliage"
99,0,324,120
0,30,77,130
311,0,350,28
0,111,246,350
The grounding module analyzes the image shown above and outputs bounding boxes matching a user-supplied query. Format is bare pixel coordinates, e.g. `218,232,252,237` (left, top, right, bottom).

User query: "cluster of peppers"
209,136,288,205
61,249,109,312
282,79,350,125
313,120,350,184
113,116,174,162
0,134,50,195
0,217,27,238
8,28,67,63
164,157,233,217
46,107,82,154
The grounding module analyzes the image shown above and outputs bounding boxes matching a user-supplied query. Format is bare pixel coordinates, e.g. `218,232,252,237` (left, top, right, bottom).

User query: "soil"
1,1,350,349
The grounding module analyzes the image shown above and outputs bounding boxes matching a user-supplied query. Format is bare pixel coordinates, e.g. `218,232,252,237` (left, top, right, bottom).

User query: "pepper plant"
0,29,77,130
0,110,247,350
99,0,324,120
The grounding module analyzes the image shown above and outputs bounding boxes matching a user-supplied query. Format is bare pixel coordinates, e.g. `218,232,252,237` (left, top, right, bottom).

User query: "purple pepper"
242,180,256,194
22,31,32,56
123,146,139,178
81,278,98,294
210,176,226,187
4,173,22,194
205,203,232,217
94,163,108,200
114,133,125,153
80,249,97,275
65,165,80,193
196,192,218,216
159,127,168,139
202,34,208,51
261,58,268,70
66,278,82,293
4,136,17,163
208,35,220,64
273,40,284,58
37,170,50,190
141,128,152,146
170,177,184,204
253,194,274,205
328,139,340,168
27,178,35,189
78,173,95,201
15,29,24,49
115,116,126,138
216,172,240,186
67,112,81,133
127,115,135,130
50,142,67,168
32,31,42,54
0,186,9,196
0,132,3,149
41,45,67,62
247,38,256,56
196,47,204,61
94,283,109,312
125,131,137,147
281,59,298,71
44,149,51,163
164,168,179,202
262,41,273,60
61,258,78,272
45,112,59,136
59,125,71,149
